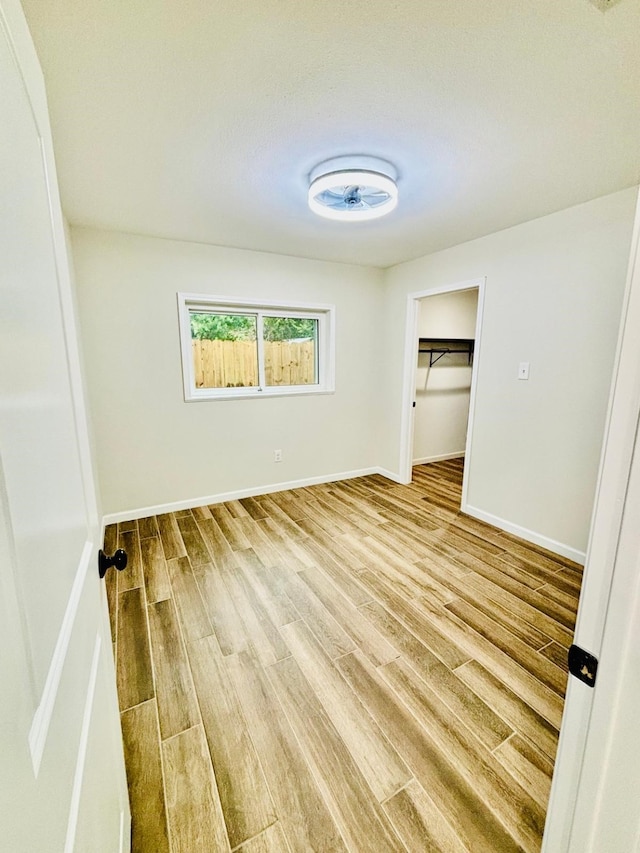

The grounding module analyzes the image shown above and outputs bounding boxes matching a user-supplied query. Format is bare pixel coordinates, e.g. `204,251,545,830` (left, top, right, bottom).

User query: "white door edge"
28,540,93,776
64,632,102,853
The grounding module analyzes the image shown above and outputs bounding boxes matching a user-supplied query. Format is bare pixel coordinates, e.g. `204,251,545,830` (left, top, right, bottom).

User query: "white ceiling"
22,0,640,268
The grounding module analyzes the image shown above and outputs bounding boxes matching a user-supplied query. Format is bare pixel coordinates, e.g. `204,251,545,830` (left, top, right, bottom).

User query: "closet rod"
418,338,474,367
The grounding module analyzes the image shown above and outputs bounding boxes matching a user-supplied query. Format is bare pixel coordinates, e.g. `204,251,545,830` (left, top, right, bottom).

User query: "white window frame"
178,293,336,401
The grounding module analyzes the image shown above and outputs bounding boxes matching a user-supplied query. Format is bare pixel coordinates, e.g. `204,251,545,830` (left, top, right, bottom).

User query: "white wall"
381,188,638,557
71,188,637,556
414,289,478,463
71,228,384,516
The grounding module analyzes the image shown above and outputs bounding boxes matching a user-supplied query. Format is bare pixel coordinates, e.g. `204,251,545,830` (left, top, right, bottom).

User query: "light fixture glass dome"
308,157,398,222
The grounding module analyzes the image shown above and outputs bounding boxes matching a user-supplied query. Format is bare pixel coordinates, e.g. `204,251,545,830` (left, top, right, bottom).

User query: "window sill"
184,386,335,402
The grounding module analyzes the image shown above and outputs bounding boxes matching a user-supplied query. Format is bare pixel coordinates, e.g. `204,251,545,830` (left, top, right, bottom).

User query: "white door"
0,1,130,851
563,189,640,851
542,189,640,850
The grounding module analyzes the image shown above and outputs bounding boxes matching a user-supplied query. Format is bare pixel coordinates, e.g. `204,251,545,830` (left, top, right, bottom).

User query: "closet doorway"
399,277,485,509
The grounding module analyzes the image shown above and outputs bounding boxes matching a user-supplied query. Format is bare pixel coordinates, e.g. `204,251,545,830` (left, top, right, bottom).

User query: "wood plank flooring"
105,459,581,853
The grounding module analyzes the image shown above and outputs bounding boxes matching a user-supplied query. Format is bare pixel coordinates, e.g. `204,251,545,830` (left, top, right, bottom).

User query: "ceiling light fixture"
308,156,398,222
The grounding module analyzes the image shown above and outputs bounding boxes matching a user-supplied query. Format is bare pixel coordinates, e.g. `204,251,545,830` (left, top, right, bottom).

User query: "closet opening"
398,277,485,510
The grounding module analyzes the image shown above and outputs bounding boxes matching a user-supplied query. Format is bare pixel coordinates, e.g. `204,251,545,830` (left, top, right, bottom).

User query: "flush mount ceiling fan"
308,156,398,222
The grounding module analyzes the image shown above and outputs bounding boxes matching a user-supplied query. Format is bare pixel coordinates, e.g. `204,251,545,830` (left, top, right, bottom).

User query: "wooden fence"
192,339,316,388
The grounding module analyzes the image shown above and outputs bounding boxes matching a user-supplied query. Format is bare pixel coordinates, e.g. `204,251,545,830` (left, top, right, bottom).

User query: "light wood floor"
104,459,581,853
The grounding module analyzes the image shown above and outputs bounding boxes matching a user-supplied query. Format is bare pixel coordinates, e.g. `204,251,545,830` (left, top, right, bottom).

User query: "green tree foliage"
263,316,316,342
190,312,316,342
190,312,256,341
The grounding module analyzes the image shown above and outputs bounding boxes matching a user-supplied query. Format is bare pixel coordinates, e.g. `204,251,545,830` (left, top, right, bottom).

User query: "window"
178,294,335,401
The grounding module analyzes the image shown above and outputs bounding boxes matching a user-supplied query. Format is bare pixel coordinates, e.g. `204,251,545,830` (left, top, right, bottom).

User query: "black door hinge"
568,644,598,688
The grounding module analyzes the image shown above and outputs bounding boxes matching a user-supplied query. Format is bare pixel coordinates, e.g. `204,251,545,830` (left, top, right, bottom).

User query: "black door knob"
99,548,128,579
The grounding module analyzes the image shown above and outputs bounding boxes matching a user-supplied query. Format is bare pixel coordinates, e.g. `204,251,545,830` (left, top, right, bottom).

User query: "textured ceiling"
21,0,640,268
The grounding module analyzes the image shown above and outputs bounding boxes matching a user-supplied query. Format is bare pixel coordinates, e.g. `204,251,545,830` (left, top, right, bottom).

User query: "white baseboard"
103,466,385,524
375,467,405,485
101,468,585,565
462,503,586,565
413,452,465,465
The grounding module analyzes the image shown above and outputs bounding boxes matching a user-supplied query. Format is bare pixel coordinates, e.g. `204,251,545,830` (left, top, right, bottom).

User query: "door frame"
398,276,485,508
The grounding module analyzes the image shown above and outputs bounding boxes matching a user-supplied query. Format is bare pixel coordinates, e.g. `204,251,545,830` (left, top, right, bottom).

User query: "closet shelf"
418,337,475,367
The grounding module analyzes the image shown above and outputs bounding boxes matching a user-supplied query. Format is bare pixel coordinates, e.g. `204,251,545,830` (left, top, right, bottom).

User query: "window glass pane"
263,316,318,387
190,311,258,389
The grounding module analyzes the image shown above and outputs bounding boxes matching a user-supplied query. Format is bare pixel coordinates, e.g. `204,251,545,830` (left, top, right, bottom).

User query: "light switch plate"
518,362,530,380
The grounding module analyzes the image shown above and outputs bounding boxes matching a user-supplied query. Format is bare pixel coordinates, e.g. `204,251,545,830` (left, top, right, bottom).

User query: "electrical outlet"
274,449,282,462
518,362,530,380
